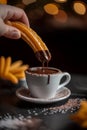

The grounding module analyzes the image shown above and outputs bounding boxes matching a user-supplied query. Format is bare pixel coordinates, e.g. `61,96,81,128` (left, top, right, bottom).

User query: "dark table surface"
0,74,87,130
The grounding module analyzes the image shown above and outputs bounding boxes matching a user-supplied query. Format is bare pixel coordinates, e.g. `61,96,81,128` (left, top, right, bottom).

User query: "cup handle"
58,72,71,90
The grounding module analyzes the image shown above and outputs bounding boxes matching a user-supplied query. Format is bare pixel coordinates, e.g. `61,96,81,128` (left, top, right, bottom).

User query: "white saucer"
16,87,71,104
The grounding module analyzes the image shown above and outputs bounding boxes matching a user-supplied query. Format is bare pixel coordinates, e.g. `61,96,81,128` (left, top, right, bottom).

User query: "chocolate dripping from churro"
35,50,51,84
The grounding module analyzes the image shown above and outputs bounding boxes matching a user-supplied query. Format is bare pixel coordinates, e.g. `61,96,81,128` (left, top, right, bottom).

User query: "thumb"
0,20,21,39
3,25,21,39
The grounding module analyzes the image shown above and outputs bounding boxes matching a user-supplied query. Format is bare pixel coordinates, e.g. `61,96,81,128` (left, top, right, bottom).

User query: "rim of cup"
26,67,62,76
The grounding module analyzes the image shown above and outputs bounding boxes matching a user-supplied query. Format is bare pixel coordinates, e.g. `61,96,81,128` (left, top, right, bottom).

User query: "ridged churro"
6,21,51,63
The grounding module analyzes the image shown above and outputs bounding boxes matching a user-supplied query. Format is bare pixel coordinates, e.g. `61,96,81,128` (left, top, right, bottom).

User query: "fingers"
18,8,29,27
0,56,29,84
3,25,21,39
0,5,29,27
0,19,21,39
2,24,21,39
0,5,29,38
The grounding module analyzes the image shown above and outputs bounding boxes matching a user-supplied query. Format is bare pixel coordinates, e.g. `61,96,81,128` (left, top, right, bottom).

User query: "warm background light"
54,0,67,3
54,9,68,23
43,3,59,15
73,1,86,15
0,0,7,4
22,0,36,5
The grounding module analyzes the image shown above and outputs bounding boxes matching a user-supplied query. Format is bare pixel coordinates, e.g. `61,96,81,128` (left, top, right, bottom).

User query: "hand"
0,4,29,39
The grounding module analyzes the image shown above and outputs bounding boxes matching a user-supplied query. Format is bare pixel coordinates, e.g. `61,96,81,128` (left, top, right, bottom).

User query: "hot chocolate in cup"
25,67,71,99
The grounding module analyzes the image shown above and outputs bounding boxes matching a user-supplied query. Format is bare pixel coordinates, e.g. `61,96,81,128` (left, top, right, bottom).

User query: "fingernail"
11,30,21,39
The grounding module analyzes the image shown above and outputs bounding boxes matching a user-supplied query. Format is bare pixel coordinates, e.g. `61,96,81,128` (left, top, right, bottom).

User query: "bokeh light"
54,0,67,3
54,9,68,23
22,0,36,5
43,3,59,15
0,0,7,4
73,1,86,15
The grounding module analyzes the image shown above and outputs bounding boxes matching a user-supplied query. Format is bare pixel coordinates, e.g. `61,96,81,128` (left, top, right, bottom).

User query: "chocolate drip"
35,50,51,84
35,50,51,64
47,75,50,84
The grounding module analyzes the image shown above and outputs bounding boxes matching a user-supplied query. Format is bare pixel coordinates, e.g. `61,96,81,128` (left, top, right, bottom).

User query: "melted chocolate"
34,50,52,84
35,50,51,64
28,67,59,84
28,67,58,74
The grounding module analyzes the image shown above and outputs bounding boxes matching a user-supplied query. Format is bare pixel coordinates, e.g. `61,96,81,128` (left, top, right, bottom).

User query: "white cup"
25,67,71,99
